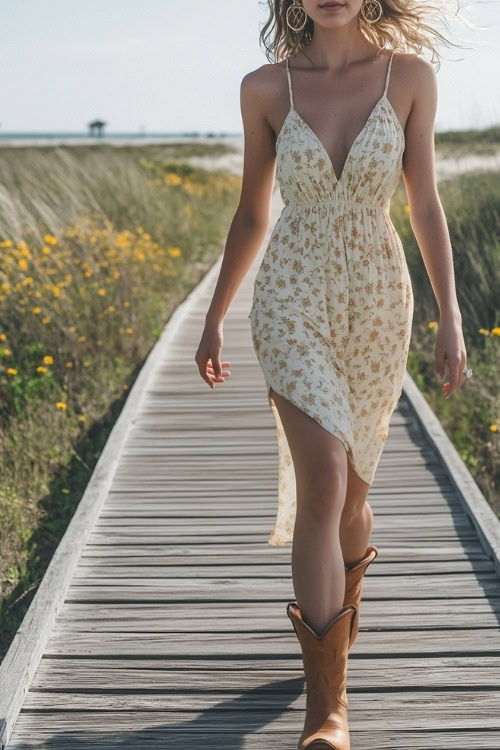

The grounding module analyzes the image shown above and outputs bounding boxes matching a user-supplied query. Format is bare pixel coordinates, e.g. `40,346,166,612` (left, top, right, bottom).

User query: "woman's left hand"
434,312,468,399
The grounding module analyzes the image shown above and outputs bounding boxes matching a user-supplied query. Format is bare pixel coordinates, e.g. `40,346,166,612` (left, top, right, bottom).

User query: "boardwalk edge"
402,370,500,578
0,254,224,750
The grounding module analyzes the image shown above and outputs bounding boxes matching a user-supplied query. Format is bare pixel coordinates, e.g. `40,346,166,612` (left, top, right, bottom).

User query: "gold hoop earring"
286,0,308,32
360,0,383,24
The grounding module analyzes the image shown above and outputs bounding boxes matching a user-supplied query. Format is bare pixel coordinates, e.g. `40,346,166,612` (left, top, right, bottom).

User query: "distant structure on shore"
88,119,107,137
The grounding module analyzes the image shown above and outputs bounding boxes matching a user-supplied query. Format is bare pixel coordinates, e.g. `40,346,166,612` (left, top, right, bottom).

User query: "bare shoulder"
240,61,286,109
393,50,435,73
394,51,437,94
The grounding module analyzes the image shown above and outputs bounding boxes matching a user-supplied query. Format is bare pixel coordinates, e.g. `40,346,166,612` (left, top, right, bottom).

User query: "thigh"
269,387,348,513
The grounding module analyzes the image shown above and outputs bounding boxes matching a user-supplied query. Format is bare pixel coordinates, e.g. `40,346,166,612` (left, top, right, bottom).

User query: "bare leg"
269,387,348,637
340,461,374,566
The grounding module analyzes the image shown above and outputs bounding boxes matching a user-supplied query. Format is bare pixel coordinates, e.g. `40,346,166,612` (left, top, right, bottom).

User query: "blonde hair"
259,0,482,70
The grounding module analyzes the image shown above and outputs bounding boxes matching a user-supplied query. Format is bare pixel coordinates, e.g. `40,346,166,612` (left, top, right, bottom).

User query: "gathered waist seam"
284,198,389,211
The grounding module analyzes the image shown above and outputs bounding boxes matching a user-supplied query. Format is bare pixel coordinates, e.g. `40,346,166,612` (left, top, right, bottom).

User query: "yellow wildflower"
32,307,41,315
126,328,133,334
182,179,195,194
18,258,28,271
78,414,86,422
78,336,86,343
168,246,182,258
42,245,51,255
2,348,11,356
7,368,17,375
403,204,410,213
52,286,61,297
42,317,51,325
166,172,182,186
491,327,500,336
97,288,106,296
43,355,54,365
44,234,57,245
0,240,13,247
427,321,438,329
0,333,6,341
56,401,67,410
37,366,47,374
490,424,499,432
478,328,490,335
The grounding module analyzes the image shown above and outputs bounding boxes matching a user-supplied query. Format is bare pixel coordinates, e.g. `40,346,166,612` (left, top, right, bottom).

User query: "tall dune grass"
0,144,241,657
390,168,500,510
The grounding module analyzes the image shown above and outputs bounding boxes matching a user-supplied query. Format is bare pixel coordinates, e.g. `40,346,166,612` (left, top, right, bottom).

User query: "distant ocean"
0,132,241,146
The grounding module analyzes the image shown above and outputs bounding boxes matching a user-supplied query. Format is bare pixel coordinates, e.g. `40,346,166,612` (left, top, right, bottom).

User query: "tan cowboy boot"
287,601,356,750
343,545,379,648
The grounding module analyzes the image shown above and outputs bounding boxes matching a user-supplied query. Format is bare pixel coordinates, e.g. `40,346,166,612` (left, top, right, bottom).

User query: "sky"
0,0,499,134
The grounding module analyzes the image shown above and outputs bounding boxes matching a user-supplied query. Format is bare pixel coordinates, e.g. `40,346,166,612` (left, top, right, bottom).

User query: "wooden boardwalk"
2,190,500,749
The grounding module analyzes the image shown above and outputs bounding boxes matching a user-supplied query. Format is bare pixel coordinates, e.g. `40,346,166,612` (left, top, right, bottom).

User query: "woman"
195,1,474,747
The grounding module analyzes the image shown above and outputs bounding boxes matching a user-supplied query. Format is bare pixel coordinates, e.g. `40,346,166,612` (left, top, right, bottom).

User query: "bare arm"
401,55,467,398
195,65,279,388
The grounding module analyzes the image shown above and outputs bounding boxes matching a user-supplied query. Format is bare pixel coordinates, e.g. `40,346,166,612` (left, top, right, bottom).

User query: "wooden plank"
17,689,500,716
25,657,500,691
7,706,500,733
63,574,500,602
92,512,472,528
7,727,500,750
85,531,481,545
52,603,500,631
72,559,496,576
79,542,491,560
43,629,500,657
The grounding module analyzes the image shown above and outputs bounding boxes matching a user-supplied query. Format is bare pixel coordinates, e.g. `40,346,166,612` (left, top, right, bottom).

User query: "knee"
297,456,346,524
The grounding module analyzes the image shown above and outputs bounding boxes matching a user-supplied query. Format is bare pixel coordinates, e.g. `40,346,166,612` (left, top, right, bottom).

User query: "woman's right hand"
195,319,232,389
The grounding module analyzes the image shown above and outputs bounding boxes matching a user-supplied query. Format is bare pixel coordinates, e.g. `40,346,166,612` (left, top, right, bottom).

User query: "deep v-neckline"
285,95,387,183
276,50,403,184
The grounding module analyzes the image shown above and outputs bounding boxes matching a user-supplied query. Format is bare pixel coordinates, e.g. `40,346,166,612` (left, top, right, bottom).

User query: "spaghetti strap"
285,57,295,110
383,50,396,97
